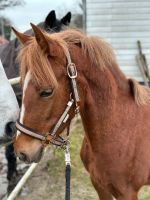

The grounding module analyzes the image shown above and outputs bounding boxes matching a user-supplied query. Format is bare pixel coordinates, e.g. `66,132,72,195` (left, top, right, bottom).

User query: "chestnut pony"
13,25,150,200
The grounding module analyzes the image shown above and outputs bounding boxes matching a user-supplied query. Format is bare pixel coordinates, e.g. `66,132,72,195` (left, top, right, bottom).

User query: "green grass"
47,120,150,200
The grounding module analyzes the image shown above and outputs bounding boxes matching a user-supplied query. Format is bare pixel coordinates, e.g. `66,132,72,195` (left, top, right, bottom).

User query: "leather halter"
16,57,80,149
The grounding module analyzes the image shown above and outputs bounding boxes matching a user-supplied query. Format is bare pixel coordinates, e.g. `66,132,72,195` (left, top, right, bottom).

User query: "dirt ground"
0,147,29,200
0,147,9,200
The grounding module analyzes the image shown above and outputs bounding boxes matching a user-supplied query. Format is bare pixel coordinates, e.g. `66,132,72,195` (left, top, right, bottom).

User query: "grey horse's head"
0,60,19,143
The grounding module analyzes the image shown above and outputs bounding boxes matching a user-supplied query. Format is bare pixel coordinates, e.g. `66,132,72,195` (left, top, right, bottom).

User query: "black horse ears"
61,12,71,25
45,10,56,28
45,10,72,28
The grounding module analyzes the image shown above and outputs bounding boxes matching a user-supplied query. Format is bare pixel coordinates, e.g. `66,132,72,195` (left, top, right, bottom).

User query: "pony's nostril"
19,152,28,162
5,122,16,137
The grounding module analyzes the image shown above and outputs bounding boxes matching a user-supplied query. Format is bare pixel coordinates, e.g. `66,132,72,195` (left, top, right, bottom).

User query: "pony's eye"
40,89,53,98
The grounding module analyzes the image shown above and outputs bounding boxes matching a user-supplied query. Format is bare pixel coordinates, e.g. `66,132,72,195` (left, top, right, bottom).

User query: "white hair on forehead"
0,60,19,138
16,71,31,137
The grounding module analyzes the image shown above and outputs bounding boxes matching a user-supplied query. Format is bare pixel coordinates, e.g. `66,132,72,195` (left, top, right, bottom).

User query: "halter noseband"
16,58,80,149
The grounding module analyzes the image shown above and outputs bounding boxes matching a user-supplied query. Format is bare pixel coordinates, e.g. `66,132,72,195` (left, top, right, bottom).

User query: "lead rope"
65,145,71,200
64,54,80,200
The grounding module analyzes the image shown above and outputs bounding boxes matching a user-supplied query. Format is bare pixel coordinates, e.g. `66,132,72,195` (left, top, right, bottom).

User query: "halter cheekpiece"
15,55,80,150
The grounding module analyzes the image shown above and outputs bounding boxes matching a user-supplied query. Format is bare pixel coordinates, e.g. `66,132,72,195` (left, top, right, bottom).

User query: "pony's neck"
72,46,130,147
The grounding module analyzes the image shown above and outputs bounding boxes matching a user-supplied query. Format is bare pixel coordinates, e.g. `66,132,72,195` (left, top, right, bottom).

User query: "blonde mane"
129,78,150,106
18,38,58,89
58,29,117,68
18,28,150,105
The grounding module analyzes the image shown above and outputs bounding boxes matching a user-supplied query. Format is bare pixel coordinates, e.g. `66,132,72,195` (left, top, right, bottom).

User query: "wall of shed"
86,0,150,81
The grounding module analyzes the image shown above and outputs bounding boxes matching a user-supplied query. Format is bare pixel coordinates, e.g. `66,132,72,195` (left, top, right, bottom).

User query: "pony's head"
12,25,77,163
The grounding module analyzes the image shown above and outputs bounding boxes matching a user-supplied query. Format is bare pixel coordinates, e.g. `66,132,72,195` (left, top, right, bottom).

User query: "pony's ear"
11,27,31,45
30,23,56,55
45,10,56,28
61,12,71,25
30,23,49,53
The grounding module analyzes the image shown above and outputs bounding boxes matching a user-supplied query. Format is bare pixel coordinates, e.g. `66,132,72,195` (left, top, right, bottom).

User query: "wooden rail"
7,163,38,200
9,77,20,85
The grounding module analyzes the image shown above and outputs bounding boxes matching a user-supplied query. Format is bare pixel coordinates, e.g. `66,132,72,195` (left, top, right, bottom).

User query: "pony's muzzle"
14,137,44,164
18,147,44,163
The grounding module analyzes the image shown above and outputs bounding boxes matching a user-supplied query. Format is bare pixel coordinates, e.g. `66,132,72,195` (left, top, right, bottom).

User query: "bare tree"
0,0,24,10
0,16,12,39
0,0,25,39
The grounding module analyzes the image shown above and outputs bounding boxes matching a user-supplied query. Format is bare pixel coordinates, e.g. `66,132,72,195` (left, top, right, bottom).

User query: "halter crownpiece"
15,53,80,149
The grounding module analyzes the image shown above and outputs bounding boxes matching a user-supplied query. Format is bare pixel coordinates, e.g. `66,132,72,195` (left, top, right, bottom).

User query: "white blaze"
16,71,31,137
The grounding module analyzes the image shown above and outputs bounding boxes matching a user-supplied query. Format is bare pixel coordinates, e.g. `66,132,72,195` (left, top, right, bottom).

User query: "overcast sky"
1,0,81,32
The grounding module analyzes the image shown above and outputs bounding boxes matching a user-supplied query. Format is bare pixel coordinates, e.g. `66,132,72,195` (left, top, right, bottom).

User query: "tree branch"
0,0,24,10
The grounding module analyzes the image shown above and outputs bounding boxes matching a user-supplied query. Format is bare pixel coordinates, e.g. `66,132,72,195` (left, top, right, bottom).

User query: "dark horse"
13,25,150,200
0,10,71,193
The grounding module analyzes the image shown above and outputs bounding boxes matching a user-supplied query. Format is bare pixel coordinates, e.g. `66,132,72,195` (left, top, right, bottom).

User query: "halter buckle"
67,63,77,79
